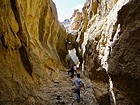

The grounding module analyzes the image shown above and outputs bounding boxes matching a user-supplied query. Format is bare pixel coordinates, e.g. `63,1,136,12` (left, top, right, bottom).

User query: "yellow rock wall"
0,0,67,104
69,9,82,30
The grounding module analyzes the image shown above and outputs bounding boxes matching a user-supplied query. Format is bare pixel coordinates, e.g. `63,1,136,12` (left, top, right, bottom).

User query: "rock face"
0,0,67,104
108,0,140,104
60,19,70,32
69,0,140,104
69,9,83,31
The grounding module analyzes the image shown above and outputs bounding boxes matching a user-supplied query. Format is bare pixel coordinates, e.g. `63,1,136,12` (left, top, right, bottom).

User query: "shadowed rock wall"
0,0,67,104
108,0,140,104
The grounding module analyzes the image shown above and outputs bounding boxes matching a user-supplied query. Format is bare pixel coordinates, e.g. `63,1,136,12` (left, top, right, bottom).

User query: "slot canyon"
0,0,140,105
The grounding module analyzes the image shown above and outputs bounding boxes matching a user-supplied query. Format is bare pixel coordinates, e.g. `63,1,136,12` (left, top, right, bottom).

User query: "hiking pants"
75,89,80,100
71,71,74,78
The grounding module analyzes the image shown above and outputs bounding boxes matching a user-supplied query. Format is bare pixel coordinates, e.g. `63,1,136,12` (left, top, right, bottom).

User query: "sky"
53,0,86,22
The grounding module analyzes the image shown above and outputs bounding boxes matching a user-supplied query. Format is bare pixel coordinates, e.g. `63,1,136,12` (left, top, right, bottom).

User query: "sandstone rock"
69,0,140,104
69,9,82,31
0,0,67,104
108,0,140,104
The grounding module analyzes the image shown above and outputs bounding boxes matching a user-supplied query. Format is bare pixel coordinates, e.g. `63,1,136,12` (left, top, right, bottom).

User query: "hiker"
73,64,77,75
73,64,77,70
68,65,75,78
74,74,85,102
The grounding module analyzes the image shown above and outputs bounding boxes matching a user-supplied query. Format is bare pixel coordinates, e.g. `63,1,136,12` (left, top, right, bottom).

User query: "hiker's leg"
71,72,74,78
76,89,80,101
78,89,80,99
76,92,80,100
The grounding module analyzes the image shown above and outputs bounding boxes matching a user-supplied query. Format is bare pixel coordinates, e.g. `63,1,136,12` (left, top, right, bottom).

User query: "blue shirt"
74,78,83,89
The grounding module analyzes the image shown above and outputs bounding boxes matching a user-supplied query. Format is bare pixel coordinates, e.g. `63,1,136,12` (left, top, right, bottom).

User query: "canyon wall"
0,0,67,104
69,0,140,104
108,0,140,104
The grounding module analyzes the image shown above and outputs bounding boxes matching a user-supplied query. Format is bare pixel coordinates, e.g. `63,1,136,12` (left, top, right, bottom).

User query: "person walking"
68,65,75,78
73,64,77,74
74,74,85,102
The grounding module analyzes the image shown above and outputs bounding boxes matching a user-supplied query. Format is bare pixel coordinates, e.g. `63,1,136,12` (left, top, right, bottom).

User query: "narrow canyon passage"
0,0,140,105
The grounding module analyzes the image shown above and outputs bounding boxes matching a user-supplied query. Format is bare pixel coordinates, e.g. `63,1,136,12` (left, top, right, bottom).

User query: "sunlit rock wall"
69,9,82,31
70,0,140,104
0,0,67,104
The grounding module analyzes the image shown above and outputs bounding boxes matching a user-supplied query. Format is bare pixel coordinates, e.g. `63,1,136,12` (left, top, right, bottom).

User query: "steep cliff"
69,9,83,31
0,0,67,104
108,0,140,104
69,0,140,104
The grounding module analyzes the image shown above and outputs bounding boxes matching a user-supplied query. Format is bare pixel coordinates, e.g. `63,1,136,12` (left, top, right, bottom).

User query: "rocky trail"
38,69,98,105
